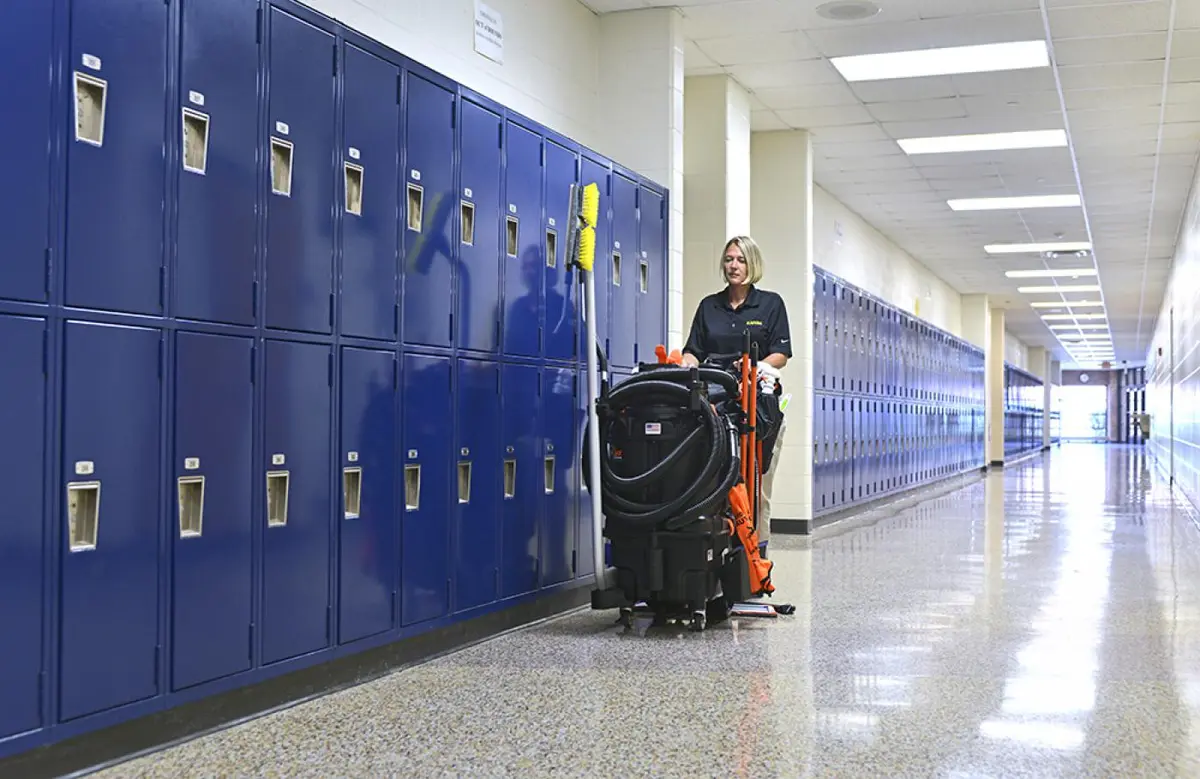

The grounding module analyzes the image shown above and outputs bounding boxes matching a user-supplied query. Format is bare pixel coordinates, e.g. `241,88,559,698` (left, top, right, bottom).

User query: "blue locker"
175,0,258,325
0,2,53,303
813,276,825,391
813,396,824,511
502,122,543,358
402,75,455,348
401,354,452,625
501,364,540,597
457,100,502,353
834,286,845,391
541,367,576,587
261,339,332,664
339,347,398,644
265,10,335,334
60,322,161,720
636,186,666,363
609,174,638,367
837,398,848,504
580,157,611,361
0,316,46,738
65,0,168,315
544,141,578,361
341,46,401,342
455,358,500,611
172,332,253,691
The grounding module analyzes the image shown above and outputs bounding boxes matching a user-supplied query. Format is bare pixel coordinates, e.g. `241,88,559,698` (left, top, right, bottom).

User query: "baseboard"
989,460,1005,469
769,518,811,535
0,585,591,779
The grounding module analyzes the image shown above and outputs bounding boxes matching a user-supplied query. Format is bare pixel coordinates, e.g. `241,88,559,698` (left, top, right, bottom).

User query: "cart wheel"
617,608,633,627
689,611,707,632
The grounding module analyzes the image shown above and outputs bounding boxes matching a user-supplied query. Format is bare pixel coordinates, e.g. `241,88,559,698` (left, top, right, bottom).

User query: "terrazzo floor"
96,444,1200,777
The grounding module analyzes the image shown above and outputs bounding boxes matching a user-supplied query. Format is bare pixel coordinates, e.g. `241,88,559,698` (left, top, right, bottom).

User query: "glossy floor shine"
99,445,1200,778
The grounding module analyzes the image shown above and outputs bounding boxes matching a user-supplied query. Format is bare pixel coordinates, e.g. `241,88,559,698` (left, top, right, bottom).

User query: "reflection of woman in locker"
681,236,791,546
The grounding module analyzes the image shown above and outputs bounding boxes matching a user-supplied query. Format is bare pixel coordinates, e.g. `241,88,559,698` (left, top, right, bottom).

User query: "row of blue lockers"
813,267,986,404
1004,364,1047,413
0,315,597,748
0,0,667,370
1003,364,1046,459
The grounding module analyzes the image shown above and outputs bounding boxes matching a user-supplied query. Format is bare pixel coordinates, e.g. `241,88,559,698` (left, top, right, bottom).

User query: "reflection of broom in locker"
405,189,456,273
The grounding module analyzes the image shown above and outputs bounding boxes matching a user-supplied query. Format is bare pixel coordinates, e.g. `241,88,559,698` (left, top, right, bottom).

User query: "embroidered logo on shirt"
746,320,764,326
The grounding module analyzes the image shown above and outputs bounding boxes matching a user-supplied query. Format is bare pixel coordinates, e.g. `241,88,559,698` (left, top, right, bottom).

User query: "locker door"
832,286,843,391
262,340,332,664
501,122,543,358
341,46,401,342
457,100,502,354
401,354,452,625
814,277,825,391
402,75,455,348
173,332,253,691
455,358,500,611
575,362,595,579
264,10,335,334
175,0,258,325
66,0,168,315
339,347,398,643
0,316,46,738
636,186,666,363
813,396,824,511
501,364,540,596
544,141,579,361
541,367,576,587
609,174,638,368
60,322,161,720
580,157,611,362
0,2,52,303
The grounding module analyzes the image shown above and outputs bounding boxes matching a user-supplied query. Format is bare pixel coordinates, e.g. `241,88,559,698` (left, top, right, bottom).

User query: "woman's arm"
764,295,793,370
762,352,788,369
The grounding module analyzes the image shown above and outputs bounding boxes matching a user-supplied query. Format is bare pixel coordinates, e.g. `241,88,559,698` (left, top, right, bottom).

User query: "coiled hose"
583,367,742,535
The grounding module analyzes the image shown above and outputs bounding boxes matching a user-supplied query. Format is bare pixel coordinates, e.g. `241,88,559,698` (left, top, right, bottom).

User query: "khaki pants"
757,415,786,545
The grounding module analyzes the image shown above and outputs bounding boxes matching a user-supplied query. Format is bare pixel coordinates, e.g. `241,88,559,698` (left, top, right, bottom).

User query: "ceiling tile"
693,30,818,66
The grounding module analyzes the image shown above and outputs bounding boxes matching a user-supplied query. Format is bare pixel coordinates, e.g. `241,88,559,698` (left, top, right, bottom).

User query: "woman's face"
723,244,748,286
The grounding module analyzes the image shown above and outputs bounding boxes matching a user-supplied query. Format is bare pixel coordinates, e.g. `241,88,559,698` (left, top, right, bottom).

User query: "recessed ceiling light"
816,0,881,21
1031,300,1103,308
898,130,1067,155
1042,313,1106,321
1005,269,1097,279
1048,323,1109,330
830,40,1049,82
1018,284,1101,293
986,241,1092,255
949,194,1081,211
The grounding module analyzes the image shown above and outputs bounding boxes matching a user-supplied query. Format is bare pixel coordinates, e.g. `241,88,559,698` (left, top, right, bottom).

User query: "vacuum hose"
583,367,742,535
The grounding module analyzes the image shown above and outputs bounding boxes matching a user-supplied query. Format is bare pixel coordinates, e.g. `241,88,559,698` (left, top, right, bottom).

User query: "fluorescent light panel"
899,130,1067,155
1048,324,1109,330
1042,313,1107,321
830,40,1049,82
949,194,1081,211
1019,284,1101,293
986,241,1092,255
1005,269,1097,279
1031,300,1103,308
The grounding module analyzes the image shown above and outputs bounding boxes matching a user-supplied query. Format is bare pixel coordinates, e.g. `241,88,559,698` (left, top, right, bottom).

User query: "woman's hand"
681,352,700,368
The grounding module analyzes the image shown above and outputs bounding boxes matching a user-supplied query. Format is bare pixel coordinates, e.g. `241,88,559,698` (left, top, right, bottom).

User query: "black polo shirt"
683,285,792,362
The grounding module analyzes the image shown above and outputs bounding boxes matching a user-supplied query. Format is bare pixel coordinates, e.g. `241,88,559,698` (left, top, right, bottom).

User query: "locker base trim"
0,584,591,778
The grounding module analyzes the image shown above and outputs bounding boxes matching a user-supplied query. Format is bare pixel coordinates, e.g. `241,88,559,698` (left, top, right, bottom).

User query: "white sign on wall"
474,1,504,64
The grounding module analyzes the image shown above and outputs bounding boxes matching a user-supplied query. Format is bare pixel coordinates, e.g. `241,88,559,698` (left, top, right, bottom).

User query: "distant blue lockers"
0,2,53,304
340,46,401,342
172,332,254,691
264,9,336,335
261,339,332,665
338,347,398,644
174,0,259,326
458,100,503,354
0,316,46,739
60,322,162,721
401,354,452,625
455,358,501,611
1,0,669,759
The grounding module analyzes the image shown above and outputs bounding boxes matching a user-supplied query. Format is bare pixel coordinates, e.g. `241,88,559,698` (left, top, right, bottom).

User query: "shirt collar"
723,284,760,310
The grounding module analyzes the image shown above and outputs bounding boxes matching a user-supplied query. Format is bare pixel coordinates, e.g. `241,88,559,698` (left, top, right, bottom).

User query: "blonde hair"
722,235,764,286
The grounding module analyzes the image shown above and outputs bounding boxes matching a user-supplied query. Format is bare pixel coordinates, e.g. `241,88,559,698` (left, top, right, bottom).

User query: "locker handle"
407,184,424,231
182,108,210,175
544,455,555,494
545,228,557,268
612,252,621,286
270,138,294,197
344,162,364,216
67,481,101,551
266,471,290,527
639,259,648,293
343,467,362,519
503,459,517,499
505,216,519,257
458,461,472,504
178,475,205,538
74,73,107,146
405,464,421,511
461,201,475,245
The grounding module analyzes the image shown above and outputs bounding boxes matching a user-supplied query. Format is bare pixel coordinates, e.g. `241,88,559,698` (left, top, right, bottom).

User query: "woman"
681,236,791,549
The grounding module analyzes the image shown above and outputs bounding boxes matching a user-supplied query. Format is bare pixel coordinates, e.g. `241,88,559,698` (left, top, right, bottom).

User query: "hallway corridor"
100,445,1200,778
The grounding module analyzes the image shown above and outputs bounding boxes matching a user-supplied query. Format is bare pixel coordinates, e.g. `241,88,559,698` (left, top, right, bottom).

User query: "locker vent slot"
612,252,621,286
270,138,293,197
177,476,205,538
344,162,364,216
266,470,290,527
639,260,649,293
405,464,421,511
67,482,101,552
407,184,424,231
343,467,362,519
545,229,557,268
73,73,107,146
461,201,475,245
503,459,517,499
506,216,519,257
543,455,555,494
182,109,210,175
458,461,472,504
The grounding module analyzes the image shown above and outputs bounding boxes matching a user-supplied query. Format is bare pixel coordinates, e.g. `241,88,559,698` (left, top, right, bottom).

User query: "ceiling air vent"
816,1,881,21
